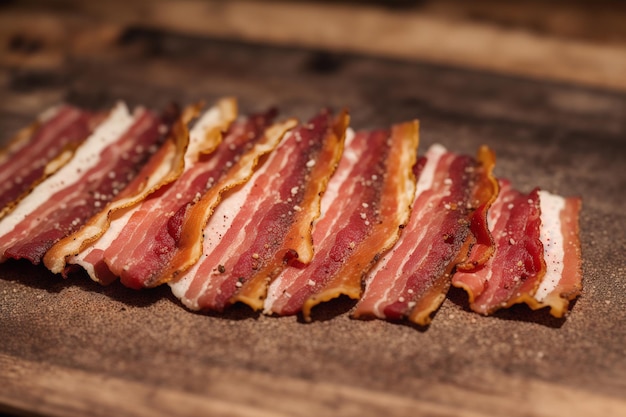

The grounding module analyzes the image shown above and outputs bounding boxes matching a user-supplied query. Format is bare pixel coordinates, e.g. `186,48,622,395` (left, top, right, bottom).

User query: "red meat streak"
103,110,278,289
354,144,497,325
452,179,545,314
0,109,168,265
173,110,348,312
0,105,99,215
267,128,402,316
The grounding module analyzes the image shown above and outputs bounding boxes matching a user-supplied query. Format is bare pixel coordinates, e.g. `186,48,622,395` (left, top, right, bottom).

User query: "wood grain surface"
6,0,626,92
1,2,626,416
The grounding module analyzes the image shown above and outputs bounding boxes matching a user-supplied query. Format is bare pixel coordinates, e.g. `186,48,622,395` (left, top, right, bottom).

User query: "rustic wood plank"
6,0,626,92
419,0,626,45
2,352,625,417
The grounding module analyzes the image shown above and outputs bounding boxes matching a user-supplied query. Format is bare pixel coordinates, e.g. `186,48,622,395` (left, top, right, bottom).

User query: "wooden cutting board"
1,26,625,417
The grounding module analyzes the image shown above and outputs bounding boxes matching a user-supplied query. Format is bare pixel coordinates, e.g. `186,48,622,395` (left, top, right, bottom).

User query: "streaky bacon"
43,103,202,274
264,121,419,320
0,102,178,265
169,109,349,312
530,191,582,317
232,110,348,310
353,143,498,325
103,106,295,289
451,179,545,315
64,98,237,285
0,104,102,219
149,115,300,289
457,186,582,317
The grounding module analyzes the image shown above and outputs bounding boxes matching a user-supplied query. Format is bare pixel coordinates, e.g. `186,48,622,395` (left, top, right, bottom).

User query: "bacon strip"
455,184,582,317
451,179,545,315
150,115,300,288
103,106,294,289
0,102,177,265
0,104,101,219
353,144,498,325
169,110,348,312
530,191,582,317
65,99,238,284
43,103,202,274
264,121,419,319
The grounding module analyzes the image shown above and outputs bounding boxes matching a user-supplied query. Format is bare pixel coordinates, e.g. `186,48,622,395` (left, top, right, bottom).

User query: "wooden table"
1,1,625,416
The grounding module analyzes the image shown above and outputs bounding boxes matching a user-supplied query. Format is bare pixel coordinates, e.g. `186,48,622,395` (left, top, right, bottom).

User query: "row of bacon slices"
0,98,582,325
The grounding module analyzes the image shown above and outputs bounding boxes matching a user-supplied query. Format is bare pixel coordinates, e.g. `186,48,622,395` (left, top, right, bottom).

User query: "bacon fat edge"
169,109,348,312
531,191,582,317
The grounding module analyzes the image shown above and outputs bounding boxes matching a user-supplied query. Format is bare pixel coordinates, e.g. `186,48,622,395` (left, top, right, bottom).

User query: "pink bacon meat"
169,109,348,312
452,182,582,317
63,99,237,284
0,102,178,265
0,104,101,219
353,143,498,325
451,180,545,315
265,121,419,320
103,106,295,289
43,103,201,275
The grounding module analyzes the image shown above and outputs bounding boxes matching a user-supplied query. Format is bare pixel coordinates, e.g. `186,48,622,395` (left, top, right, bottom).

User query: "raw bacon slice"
451,179,545,315
43,103,202,274
453,182,582,317
353,143,498,325
265,121,419,320
0,104,101,219
66,98,237,284
103,106,295,289
232,110,348,309
169,109,349,312
150,115,300,288
530,191,582,317
0,102,177,265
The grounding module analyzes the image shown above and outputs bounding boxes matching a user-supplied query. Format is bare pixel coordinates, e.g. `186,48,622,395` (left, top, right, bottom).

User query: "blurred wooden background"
2,0,626,92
